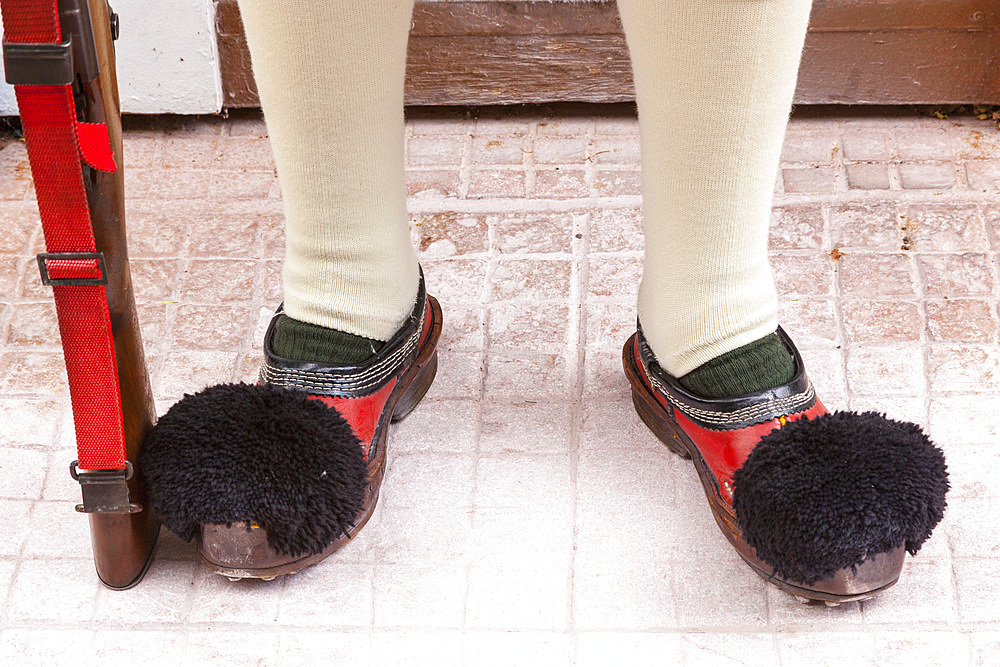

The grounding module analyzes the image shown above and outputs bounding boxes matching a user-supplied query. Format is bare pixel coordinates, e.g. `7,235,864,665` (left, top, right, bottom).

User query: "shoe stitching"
261,339,414,386
261,306,425,394
638,343,815,425
260,334,419,392
259,369,402,394
258,375,398,394
649,372,816,425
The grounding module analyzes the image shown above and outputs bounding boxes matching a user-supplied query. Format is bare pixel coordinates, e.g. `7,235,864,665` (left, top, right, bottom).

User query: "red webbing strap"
2,0,126,470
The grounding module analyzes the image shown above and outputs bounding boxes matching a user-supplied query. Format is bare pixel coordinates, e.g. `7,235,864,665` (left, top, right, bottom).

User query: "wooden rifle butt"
78,0,160,589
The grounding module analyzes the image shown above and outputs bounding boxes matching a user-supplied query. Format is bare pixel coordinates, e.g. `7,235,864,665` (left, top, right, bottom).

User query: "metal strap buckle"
37,252,108,286
2,38,75,86
70,460,142,514
2,0,100,86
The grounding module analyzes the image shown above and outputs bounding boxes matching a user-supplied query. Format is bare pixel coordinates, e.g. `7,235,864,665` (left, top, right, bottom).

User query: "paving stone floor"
0,104,999,665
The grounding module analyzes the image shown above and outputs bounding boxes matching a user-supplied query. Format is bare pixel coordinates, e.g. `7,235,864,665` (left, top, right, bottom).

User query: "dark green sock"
271,314,384,364
678,332,796,399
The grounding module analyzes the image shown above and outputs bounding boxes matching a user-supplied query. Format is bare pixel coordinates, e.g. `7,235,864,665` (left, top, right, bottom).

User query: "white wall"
1,0,222,115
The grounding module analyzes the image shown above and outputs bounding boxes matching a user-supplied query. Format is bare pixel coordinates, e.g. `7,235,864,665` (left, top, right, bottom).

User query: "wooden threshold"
215,0,1000,107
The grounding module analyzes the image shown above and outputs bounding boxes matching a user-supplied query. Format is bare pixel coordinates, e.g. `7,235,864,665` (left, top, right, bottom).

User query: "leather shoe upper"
630,324,827,504
259,274,433,461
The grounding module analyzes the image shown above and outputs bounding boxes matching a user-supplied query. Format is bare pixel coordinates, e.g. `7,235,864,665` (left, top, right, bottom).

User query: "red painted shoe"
141,273,442,580
623,325,948,604
203,277,441,579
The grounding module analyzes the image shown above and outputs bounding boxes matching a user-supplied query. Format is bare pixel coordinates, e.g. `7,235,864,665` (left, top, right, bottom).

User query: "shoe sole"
622,334,904,604
198,295,444,580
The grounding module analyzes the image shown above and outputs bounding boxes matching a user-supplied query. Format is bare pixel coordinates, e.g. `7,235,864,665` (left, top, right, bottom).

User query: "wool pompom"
732,411,948,585
139,383,368,557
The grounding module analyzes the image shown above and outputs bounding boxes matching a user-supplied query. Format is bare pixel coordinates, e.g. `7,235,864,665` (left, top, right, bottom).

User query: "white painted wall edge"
0,0,223,116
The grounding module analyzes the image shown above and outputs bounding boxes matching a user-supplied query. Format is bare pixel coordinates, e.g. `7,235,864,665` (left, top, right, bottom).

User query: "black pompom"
139,383,368,557
732,411,948,585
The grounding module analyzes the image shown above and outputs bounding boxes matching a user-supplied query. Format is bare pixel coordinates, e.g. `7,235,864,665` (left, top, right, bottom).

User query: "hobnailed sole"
622,334,904,603
198,295,443,580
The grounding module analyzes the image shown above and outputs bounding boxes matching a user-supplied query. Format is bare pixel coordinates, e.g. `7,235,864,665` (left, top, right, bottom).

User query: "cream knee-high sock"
616,0,813,377
237,0,418,340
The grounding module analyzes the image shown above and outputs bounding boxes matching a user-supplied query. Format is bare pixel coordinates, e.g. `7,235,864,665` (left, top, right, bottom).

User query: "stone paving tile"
778,632,879,666
841,130,892,161
847,162,892,190
920,253,996,297
782,165,839,194
954,559,1000,624
830,202,903,250
492,258,573,302
590,207,643,252
767,584,864,627
484,351,570,400
899,162,958,190
278,562,373,627
182,632,282,666
479,401,572,453
841,300,923,343
778,298,840,347
576,633,682,666
1,106,999,664
367,503,472,566
93,560,197,625
970,632,1000,667
369,631,463,667
592,169,641,197
904,203,953,250
966,159,1000,189
770,204,825,249
92,630,189,666
278,631,371,665
372,562,467,628
0,499,32,556
839,252,919,298
464,631,573,666
874,632,972,667
0,629,97,666
492,211,575,254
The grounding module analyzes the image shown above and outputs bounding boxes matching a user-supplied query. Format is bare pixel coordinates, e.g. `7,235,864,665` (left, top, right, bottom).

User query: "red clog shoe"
141,272,442,579
623,324,948,604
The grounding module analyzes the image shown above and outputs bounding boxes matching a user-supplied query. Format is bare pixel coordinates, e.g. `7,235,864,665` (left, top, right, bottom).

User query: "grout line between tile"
566,209,591,650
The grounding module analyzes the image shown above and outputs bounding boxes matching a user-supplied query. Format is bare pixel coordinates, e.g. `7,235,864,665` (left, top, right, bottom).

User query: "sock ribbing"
678,332,796,399
271,314,384,365
237,0,419,340
616,0,813,376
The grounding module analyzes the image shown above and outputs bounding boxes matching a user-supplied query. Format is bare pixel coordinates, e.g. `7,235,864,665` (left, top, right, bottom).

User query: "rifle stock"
77,0,159,589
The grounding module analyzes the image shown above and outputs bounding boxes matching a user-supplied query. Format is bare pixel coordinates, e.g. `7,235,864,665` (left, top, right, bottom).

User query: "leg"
617,0,947,602
140,0,443,578
238,0,419,361
617,0,812,397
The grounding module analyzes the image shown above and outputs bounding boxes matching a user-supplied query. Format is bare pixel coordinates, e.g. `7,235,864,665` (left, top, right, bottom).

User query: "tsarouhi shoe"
622,324,948,603
141,273,442,579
